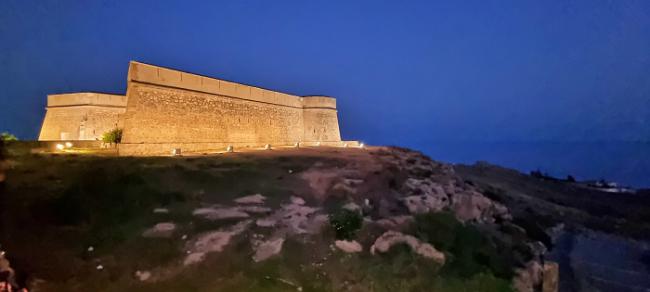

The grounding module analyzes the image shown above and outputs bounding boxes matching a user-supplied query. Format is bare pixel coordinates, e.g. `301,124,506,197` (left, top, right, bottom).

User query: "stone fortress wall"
118,61,353,155
38,93,127,141
38,61,356,155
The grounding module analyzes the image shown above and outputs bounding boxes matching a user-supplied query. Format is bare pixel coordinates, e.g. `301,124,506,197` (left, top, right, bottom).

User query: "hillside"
4,143,643,291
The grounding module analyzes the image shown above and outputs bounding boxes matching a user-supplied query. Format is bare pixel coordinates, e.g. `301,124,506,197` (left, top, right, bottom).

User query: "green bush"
413,212,515,279
0,132,18,141
101,128,123,144
329,209,362,240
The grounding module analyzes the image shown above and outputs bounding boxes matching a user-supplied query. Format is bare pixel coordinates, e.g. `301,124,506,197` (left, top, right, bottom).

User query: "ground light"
65,142,73,148
55,144,64,151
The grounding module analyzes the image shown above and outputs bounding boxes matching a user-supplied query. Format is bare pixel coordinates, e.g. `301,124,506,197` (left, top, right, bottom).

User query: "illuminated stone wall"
119,62,345,155
38,93,126,141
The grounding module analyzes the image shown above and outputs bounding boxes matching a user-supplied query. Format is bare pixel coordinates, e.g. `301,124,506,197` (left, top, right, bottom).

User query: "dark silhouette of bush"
329,209,362,240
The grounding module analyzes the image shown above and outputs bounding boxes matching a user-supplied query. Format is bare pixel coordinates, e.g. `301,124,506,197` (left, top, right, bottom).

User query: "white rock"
153,208,169,214
142,222,176,238
234,193,266,204
290,196,305,205
96,265,104,270
256,218,277,227
253,238,285,262
193,207,250,220
87,246,94,252
370,231,445,264
335,240,363,253
135,270,152,281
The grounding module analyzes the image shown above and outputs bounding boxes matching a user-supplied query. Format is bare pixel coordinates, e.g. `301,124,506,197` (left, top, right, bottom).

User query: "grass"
411,212,520,279
2,143,518,291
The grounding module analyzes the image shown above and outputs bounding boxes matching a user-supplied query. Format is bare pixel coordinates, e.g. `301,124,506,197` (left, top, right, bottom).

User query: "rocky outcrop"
376,147,511,223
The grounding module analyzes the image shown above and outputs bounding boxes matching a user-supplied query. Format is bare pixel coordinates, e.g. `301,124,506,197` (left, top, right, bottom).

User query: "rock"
512,261,543,292
234,193,266,204
335,240,363,253
290,196,305,205
542,261,559,292
87,246,94,252
184,220,251,265
237,205,272,214
193,207,250,220
256,218,277,227
153,208,169,214
96,265,104,270
370,231,445,264
142,222,176,238
403,195,447,214
252,237,285,262
135,270,151,281
183,252,205,266
375,215,414,230
449,190,510,223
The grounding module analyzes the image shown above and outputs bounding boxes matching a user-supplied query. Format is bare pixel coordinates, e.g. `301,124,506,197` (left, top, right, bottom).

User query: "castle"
38,61,358,155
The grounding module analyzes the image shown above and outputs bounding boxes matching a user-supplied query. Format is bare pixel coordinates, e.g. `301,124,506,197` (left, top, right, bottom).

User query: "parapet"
301,96,337,109
47,92,127,108
127,61,305,108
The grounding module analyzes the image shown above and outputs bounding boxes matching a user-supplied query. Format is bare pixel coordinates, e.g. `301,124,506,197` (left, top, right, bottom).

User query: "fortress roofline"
48,91,125,97
129,60,310,99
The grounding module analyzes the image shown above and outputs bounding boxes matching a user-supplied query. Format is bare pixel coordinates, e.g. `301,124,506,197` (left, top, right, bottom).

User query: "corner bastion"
38,92,126,141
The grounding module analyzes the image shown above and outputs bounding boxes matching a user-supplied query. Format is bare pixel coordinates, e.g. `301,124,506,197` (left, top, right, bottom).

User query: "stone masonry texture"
39,61,354,155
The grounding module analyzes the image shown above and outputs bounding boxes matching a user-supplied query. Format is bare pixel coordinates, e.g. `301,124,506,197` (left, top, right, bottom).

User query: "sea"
419,141,650,189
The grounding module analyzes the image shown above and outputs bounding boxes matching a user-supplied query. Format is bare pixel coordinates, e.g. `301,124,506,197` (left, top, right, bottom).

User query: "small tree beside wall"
101,128,123,145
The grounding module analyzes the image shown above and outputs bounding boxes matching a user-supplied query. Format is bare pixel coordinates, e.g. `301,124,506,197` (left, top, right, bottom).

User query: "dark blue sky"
1,0,649,145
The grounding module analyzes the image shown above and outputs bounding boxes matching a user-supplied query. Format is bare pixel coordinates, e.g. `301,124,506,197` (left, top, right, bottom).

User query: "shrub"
329,209,362,240
413,212,516,279
0,132,18,141
101,128,123,144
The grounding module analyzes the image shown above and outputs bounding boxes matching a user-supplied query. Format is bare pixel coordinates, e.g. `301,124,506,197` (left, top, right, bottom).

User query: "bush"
0,132,18,141
329,209,362,240
413,212,516,279
102,128,123,144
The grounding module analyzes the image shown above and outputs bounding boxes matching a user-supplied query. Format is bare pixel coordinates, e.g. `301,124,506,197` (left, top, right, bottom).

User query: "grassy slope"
455,162,650,243
1,143,513,292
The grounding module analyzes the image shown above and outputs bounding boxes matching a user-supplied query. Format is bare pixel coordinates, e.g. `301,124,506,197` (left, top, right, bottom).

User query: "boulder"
370,231,445,264
335,240,363,253
512,261,543,292
252,238,285,262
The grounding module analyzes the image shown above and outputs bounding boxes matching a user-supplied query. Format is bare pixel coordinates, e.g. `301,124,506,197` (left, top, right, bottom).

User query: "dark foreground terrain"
0,143,648,291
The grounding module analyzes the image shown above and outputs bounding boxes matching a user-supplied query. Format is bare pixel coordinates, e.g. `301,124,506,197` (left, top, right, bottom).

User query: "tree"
0,132,18,141
101,128,123,144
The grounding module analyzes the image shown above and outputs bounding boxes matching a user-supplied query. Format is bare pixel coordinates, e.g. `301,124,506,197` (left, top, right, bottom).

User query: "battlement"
47,92,127,108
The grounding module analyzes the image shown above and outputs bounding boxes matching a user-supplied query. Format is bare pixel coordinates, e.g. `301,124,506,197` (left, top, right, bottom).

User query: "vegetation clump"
101,128,123,144
0,131,18,141
329,209,362,240
412,212,518,279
